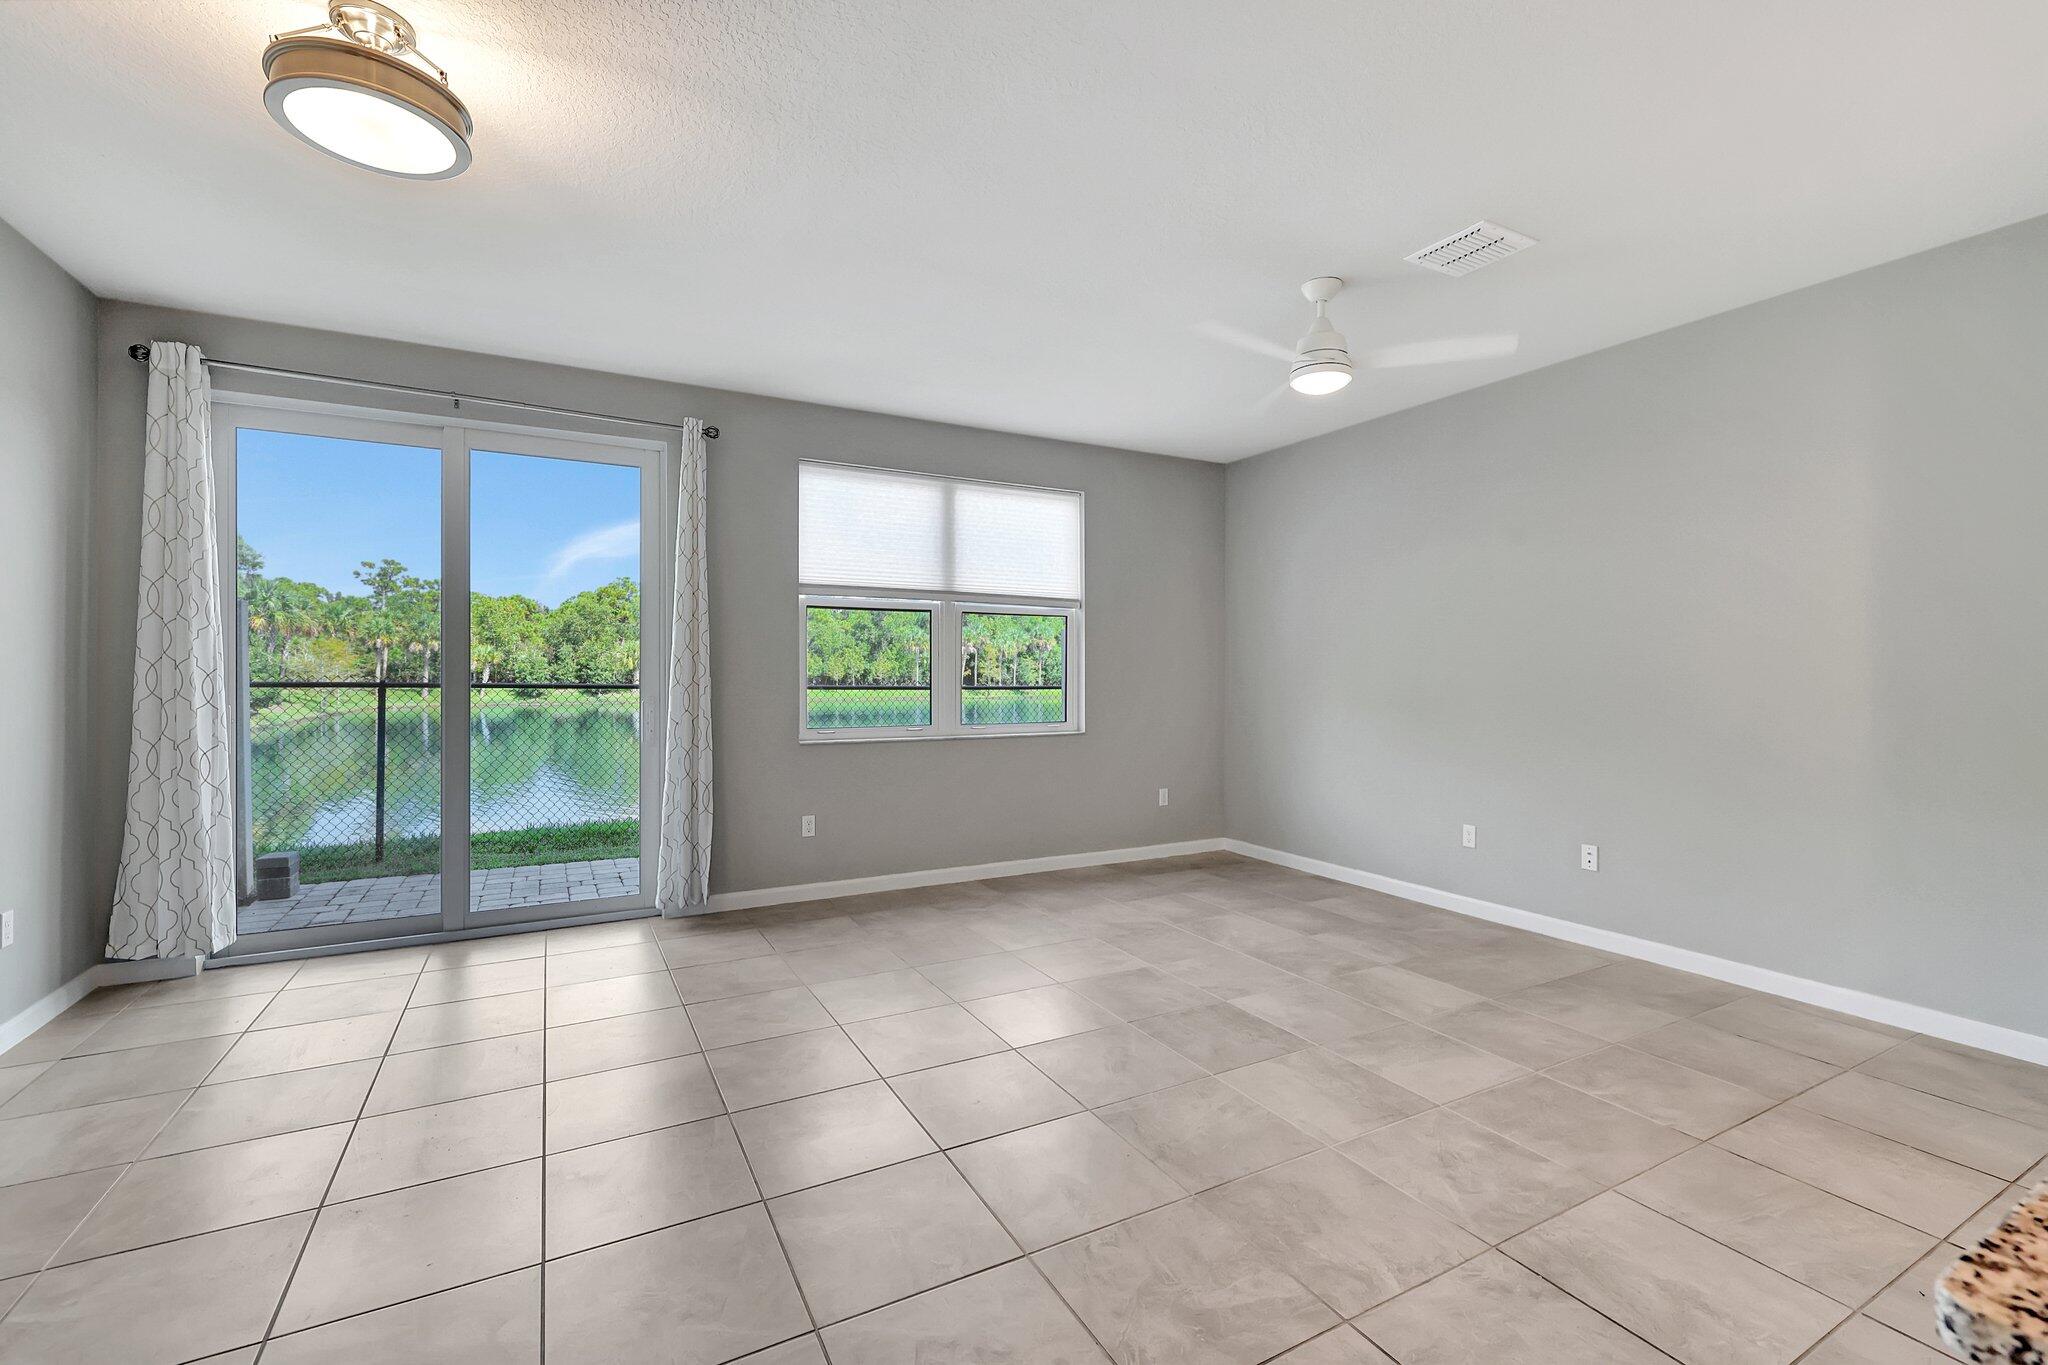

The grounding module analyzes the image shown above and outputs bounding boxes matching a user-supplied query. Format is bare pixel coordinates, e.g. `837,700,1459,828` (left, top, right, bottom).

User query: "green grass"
289,818,639,883
805,687,1063,729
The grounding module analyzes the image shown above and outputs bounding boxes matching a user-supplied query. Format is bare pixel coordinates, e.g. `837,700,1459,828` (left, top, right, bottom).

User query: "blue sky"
237,431,641,607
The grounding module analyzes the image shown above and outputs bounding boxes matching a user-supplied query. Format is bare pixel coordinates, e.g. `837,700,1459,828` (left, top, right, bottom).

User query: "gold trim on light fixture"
261,3,473,180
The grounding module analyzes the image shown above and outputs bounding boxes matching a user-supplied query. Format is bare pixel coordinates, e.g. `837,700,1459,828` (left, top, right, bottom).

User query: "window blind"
799,462,1083,600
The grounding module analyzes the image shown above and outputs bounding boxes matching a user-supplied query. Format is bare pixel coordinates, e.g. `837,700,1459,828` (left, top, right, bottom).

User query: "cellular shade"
799,462,1082,600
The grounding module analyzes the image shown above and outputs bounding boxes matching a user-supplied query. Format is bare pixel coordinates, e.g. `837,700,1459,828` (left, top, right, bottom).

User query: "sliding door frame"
210,391,672,959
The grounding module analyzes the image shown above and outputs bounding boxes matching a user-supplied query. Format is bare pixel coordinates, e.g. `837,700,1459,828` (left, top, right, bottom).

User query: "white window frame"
796,459,1086,743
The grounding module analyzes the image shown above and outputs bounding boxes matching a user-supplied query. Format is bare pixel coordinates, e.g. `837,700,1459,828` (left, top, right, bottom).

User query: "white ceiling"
4,2,2047,461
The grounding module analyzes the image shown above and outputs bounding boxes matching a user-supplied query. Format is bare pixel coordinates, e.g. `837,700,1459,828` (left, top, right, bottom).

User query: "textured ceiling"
3,2,2047,460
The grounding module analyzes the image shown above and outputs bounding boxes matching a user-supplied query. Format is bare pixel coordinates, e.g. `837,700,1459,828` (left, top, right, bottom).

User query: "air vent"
1404,221,1536,277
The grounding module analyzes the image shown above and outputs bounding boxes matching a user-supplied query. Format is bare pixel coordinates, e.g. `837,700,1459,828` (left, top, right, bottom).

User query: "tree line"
804,606,1064,689
238,538,640,686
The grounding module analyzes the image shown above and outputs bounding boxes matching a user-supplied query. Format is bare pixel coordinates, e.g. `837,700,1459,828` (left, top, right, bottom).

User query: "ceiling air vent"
1404,221,1536,277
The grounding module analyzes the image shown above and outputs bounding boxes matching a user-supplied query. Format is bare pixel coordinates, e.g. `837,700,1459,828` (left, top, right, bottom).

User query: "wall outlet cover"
0,910,12,948
1462,824,1476,848
1158,788,1170,807
801,815,816,838
1581,844,1599,872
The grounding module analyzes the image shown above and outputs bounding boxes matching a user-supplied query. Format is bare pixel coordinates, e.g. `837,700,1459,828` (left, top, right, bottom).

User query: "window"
799,461,1083,739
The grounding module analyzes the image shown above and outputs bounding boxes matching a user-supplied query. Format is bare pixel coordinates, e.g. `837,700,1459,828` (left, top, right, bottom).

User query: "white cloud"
545,519,638,582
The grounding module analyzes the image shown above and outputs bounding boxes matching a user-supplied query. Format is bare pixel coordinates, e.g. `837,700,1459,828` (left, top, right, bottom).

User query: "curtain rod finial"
127,343,151,362
704,426,719,440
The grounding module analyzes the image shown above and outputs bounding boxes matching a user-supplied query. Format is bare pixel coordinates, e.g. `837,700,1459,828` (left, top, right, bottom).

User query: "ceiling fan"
1196,277,1519,401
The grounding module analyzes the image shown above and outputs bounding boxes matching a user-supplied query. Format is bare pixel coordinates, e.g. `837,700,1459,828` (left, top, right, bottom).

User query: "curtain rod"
125,343,718,439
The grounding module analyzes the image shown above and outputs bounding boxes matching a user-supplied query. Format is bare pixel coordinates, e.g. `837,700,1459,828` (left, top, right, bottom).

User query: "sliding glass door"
217,403,661,950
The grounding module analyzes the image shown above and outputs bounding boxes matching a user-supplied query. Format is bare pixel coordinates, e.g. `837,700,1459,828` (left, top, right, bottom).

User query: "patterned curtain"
655,419,713,913
107,343,237,959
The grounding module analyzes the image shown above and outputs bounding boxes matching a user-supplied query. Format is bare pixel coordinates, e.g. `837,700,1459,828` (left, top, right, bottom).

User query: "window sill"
799,725,1085,745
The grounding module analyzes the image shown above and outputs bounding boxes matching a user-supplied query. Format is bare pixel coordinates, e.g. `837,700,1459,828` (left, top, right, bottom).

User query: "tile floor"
235,858,641,934
0,851,2039,1363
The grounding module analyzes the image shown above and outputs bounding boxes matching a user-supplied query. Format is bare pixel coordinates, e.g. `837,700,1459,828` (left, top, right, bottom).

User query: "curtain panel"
107,342,238,959
655,418,713,913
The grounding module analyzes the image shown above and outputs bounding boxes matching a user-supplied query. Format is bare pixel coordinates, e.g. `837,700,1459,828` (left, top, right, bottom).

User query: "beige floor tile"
1338,1108,1605,1244
672,954,803,1003
1691,997,1901,1067
1,1009,115,1065
1452,1074,1695,1184
888,1050,1079,1147
966,984,1122,1047
965,907,1087,952
210,1012,399,1082
1200,1150,1484,1316
758,915,868,952
1546,1045,1775,1138
842,1003,1008,1075
0,1212,311,1364
1229,986,1402,1048
543,920,655,955
284,948,429,988
733,1333,827,1363
0,1274,32,1319
1399,939,1611,997
730,1079,935,1196
863,923,1004,967
253,976,416,1031
778,942,909,985
0,1034,234,1117
1014,937,1145,982
1354,1250,1673,1365
1021,1023,1205,1107
1558,960,1749,1017
1859,1038,2048,1130
1064,966,1217,1021
1498,975,1682,1042
1949,1181,2027,1247
1327,965,1486,1022
770,1154,1017,1324
545,1005,699,1080
331,1084,541,1200
422,934,548,972
55,1123,349,1264
820,1259,1106,1363
0,1061,49,1108
707,1027,879,1112
406,956,546,1006
543,1204,811,1364
0,1091,190,1186
1425,1001,1608,1069
1099,1077,1319,1193
1504,1192,1844,1365
0,1166,124,1277
128,961,300,1006
364,1031,543,1115
656,927,775,969
810,968,949,1024
687,986,835,1050
1216,1048,1431,1145
1627,1018,1839,1099
147,1061,378,1157
545,1053,724,1152
1621,1144,1935,1304
1134,1002,1307,1071
262,1266,540,1364
276,1160,541,1334
1034,1197,1338,1364
952,1112,1182,1251
1863,1246,1971,1360
1326,1022,1528,1103
545,1115,758,1257
390,992,541,1053
67,994,269,1054
1794,1070,2048,1178
1271,1328,1397,1363
919,952,1058,1002
1802,1315,1956,1365
547,971,682,1027
1716,1105,2003,1236
546,942,668,988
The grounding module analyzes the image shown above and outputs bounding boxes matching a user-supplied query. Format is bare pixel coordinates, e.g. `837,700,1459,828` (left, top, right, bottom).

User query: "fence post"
373,681,388,863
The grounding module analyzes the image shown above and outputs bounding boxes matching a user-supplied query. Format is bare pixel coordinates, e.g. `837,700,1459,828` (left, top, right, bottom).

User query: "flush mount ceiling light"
262,2,473,179
1288,277,1353,396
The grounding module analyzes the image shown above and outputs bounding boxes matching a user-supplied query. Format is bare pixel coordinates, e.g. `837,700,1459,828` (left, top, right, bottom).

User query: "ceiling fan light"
261,13,472,179
1289,361,1353,395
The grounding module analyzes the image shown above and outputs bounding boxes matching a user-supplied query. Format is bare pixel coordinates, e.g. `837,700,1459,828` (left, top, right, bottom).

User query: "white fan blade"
1193,319,1295,363
1360,333,1519,368
1252,382,1294,412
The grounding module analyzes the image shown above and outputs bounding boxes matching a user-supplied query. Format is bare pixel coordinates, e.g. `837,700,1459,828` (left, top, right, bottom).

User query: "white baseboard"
704,838,1228,914
1,956,205,1060
1222,838,2048,1067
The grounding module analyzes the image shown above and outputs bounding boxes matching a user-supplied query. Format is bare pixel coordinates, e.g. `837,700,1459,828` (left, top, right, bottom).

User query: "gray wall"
89,303,1224,918
1226,214,2048,1036
0,222,98,1023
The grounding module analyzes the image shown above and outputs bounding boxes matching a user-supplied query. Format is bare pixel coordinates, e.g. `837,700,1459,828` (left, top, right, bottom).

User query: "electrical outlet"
0,911,11,949
1581,843,1599,872
1158,788,1170,807
801,815,816,838
1461,824,1476,849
